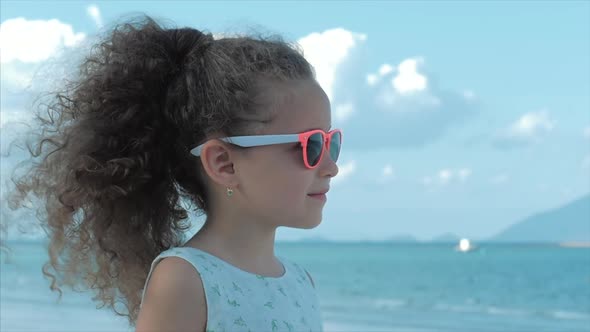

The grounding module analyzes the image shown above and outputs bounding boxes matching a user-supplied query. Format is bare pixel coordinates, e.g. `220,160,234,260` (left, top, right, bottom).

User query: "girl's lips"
308,193,327,202
308,188,329,195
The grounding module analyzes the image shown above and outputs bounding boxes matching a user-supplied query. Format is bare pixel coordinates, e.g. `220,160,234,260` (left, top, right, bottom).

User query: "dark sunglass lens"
329,132,341,162
306,133,324,166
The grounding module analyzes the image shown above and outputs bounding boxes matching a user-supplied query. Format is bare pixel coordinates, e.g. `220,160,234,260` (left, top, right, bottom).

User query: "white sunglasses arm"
190,134,300,156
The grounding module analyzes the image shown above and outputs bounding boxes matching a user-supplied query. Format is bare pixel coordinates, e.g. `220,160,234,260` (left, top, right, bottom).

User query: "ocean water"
1,240,589,332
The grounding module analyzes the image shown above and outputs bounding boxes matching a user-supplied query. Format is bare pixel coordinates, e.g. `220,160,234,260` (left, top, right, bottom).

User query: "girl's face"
235,80,339,229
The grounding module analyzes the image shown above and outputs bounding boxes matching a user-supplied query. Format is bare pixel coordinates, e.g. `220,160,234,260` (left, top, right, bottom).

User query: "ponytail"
3,15,315,326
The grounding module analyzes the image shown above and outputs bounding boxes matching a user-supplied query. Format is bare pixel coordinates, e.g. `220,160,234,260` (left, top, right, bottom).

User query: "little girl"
5,16,341,332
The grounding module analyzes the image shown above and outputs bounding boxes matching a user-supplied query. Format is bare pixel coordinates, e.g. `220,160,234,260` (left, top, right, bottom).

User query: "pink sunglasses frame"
190,128,342,169
298,129,342,169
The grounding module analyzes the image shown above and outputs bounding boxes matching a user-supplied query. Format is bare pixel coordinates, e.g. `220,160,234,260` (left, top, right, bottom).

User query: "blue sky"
1,1,589,241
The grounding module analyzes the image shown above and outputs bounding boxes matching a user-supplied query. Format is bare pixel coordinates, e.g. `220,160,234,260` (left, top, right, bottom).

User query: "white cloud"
0,109,34,129
333,160,356,184
0,109,36,188
87,5,103,28
367,63,395,86
375,164,395,185
462,90,476,100
422,168,471,187
1,125,30,157
583,126,590,139
494,111,554,148
378,64,394,76
1,18,86,94
0,62,37,89
334,54,478,148
366,74,378,86
510,111,554,137
365,58,429,95
297,29,478,149
367,59,428,95
438,169,453,185
334,103,354,122
0,18,85,64
297,28,367,102
382,164,394,177
458,168,472,182
392,58,427,94
490,174,509,185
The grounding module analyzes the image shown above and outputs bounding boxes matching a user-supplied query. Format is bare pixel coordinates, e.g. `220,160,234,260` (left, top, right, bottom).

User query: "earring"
226,187,234,197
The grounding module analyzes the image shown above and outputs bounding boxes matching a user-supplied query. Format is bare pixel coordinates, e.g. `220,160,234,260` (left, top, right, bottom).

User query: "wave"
433,303,481,313
486,306,529,316
322,296,409,312
434,302,590,321
548,310,590,320
372,298,408,310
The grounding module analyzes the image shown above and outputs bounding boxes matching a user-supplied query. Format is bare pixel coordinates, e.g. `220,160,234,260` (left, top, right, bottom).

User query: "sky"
1,1,589,242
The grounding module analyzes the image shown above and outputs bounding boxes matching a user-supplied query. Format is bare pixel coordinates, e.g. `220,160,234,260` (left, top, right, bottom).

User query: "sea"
1,240,589,332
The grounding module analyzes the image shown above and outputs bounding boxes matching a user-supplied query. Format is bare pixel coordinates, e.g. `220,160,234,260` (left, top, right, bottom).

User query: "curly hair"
2,15,314,326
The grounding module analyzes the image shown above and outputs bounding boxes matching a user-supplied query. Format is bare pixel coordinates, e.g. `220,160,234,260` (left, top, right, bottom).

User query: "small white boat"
454,238,478,252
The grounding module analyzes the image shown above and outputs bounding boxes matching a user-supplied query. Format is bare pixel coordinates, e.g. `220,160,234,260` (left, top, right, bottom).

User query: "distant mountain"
387,234,419,243
430,233,461,243
489,194,590,243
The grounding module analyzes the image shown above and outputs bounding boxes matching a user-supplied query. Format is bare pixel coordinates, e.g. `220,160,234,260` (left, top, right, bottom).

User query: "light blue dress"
140,247,324,332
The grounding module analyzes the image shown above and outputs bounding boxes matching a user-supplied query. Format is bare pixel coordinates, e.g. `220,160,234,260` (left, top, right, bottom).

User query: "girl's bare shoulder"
136,256,207,332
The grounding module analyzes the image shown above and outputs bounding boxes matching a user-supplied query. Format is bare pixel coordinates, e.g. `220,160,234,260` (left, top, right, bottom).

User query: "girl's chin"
294,216,323,230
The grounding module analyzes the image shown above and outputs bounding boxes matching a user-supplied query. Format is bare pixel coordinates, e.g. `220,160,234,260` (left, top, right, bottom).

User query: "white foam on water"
324,320,437,332
549,310,590,320
486,306,529,316
322,296,408,312
433,303,481,313
372,297,408,310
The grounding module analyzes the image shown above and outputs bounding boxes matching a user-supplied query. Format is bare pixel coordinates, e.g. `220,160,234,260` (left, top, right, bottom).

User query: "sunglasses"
190,129,342,169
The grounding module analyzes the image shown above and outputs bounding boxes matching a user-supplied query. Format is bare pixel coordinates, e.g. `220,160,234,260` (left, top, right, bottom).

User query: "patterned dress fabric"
141,247,324,332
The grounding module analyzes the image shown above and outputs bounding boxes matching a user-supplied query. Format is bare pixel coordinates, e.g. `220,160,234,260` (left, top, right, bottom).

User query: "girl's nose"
319,147,339,178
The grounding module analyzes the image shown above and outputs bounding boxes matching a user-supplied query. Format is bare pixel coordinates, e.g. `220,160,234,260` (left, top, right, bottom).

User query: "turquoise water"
2,241,589,331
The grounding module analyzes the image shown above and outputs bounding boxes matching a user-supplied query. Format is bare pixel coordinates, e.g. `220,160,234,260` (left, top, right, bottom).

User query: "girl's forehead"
265,81,331,133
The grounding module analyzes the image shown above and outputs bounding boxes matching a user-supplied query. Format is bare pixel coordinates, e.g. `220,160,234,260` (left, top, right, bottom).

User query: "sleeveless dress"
140,247,324,332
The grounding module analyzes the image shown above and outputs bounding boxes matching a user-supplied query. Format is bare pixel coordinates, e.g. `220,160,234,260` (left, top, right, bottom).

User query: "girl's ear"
199,140,238,187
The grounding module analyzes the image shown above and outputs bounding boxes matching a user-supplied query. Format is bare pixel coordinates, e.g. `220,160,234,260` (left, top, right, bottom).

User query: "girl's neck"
184,216,284,277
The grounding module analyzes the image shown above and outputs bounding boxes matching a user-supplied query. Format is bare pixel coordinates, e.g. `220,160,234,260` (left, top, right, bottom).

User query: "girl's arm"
136,257,207,332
